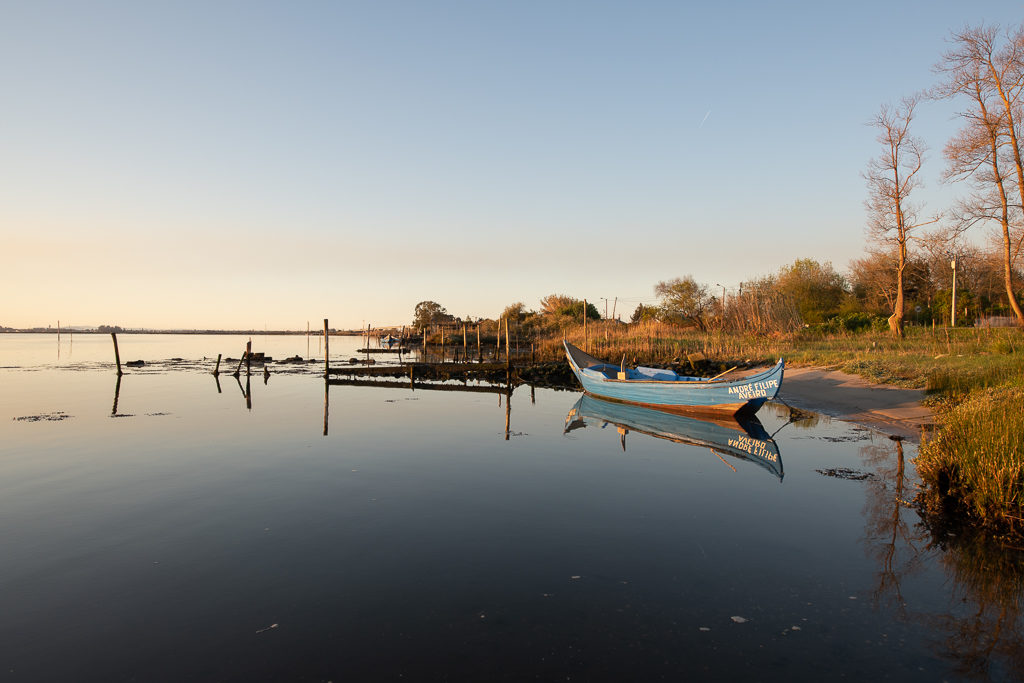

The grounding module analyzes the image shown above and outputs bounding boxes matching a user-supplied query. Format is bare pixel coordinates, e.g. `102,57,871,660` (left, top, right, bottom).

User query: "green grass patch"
916,384,1024,538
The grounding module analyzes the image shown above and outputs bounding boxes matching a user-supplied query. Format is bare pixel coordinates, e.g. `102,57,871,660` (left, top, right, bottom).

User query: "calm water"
1,334,1022,681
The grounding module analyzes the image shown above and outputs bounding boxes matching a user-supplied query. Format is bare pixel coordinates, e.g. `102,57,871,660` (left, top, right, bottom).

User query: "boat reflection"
564,394,784,481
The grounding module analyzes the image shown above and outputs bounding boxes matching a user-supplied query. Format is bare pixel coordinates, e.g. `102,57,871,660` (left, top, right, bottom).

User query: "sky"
3,1,1024,330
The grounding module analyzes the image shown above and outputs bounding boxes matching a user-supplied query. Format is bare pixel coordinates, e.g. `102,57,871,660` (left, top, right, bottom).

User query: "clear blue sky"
3,1,1021,329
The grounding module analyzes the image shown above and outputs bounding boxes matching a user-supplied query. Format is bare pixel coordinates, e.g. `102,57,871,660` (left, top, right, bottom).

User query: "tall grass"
917,384,1024,536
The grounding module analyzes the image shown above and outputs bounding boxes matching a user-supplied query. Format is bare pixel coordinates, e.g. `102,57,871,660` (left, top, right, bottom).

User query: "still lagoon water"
2,333,1022,681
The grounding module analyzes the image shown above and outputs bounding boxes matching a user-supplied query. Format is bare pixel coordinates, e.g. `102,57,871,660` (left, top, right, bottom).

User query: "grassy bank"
916,384,1024,539
529,321,1024,539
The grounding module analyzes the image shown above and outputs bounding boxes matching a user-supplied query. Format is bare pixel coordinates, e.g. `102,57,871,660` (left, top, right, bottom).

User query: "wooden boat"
564,394,784,480
563,340,783,417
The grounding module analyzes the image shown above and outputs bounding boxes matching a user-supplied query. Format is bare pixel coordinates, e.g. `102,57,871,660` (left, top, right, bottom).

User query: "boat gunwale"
565,341,782,388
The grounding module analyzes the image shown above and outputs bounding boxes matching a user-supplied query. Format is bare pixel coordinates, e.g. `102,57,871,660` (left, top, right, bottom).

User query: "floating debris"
699,627,711,632
255,623,279,634
730,616,748,623
13,411,73,422
816,468,875,481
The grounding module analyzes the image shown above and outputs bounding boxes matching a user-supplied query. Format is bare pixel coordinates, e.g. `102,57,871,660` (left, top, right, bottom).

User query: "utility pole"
950,256,958,327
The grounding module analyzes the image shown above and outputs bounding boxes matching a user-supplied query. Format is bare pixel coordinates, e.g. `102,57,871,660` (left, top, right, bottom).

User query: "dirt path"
778,366,934,441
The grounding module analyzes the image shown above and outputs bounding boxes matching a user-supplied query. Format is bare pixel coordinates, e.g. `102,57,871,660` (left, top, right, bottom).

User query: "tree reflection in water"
859,436,1024,680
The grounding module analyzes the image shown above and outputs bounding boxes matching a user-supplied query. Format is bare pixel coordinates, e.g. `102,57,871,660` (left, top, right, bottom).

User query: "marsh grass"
917,384,1024,537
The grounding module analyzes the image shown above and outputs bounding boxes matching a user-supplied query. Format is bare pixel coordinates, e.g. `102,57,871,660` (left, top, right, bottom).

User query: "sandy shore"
778,366,934,441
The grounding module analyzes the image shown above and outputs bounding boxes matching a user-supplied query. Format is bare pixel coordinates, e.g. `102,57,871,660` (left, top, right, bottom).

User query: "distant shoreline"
0,329,368,336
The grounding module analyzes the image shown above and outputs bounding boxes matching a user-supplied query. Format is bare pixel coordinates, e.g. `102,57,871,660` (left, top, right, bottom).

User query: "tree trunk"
888,241,907,338
1001,223,1024,323
989,54,1024,326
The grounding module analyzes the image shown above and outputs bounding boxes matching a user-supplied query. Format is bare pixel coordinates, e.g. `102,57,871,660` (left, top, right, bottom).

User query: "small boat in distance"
563,340,783,418
564,394,784,480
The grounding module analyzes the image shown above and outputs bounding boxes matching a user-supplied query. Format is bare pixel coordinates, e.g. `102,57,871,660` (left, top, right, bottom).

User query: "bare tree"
935,24,1024,325
864,95,940,337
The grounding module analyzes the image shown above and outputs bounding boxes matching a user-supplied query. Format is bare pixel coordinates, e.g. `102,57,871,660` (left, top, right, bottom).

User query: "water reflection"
322,374,517,439
563,394,784,481
860,438,927,617
930,533,1024,679
111,374,121,415
858,437,1024,679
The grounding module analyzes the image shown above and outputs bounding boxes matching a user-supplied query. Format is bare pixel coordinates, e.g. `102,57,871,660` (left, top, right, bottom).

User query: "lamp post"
715,283,727,313
950,255,958,327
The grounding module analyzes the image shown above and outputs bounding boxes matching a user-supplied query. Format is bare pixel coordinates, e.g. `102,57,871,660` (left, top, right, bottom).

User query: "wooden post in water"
441,326,445,362
245,340,252,376
505,317,511,370
213,353,222,376
324,319,330,377
476,325,481,361
233,345,245,377
463,324,467,357
111,332,123,376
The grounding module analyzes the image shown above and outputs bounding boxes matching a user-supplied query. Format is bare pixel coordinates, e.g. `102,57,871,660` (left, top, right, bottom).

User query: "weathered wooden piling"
111,332,123,376
213,353,222,376
477,325,482,361
496,318,502,363
245,341,252,376
233,345,246,377
324,319,330,377
505,317,511,370
463,324,467,357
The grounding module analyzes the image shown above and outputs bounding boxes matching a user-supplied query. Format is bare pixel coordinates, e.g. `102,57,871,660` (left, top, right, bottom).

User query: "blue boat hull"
563,341,784,417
